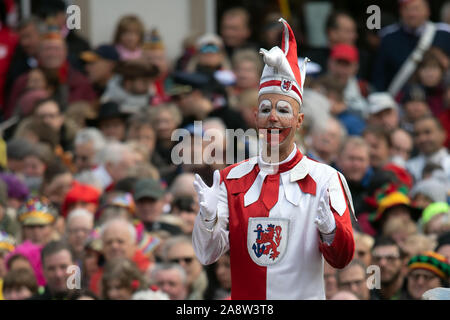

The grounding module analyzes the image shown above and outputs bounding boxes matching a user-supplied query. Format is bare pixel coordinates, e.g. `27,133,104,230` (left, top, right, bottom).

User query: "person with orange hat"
405,251,450,299
192,18,355,299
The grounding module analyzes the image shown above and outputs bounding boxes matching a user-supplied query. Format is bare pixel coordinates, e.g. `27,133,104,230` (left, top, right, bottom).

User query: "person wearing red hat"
325,43,371,118
61,181,101,218
193,18,355,300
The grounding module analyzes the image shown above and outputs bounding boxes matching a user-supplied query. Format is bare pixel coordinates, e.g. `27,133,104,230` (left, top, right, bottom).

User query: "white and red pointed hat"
259,18,309,106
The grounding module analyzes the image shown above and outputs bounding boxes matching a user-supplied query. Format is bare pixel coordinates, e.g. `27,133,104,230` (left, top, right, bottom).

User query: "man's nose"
268,109,279,122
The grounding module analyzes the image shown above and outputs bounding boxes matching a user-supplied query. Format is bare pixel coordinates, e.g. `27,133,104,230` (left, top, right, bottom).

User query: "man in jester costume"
192,18,355,299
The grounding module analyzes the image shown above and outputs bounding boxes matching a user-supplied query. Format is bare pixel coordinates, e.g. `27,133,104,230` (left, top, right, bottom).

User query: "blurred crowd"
0,0,449,300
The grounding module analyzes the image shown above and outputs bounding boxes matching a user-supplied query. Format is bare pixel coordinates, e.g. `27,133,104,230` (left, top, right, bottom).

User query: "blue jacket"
372,22,450,91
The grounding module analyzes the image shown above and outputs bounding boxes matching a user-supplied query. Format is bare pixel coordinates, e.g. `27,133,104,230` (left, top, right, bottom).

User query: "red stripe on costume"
220,167,267,300
279,19,302,88
297,174,316,196
259,80,303,103
319,173,355,269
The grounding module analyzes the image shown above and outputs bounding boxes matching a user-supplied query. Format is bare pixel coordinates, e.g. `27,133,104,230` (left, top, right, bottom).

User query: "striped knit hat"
408,251,450,280
259,18,308,106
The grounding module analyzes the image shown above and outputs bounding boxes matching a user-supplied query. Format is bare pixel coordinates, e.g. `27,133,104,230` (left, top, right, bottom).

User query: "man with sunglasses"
163,235,207,300
405,251,450,300
192,19,355,300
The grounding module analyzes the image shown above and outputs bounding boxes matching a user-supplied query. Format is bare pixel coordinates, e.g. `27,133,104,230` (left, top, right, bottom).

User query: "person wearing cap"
186,33,231,76
326,43,370,117
367,92,400,132
90,101,128,142
61,181,101,218
410,176,448,210
369,187,422,235
420,202,450,236
406,115,450,182
372,0,450,91
133,178,166,233
405,251,450,299
81,44,120,96
17,197,59,246
192,19,355,300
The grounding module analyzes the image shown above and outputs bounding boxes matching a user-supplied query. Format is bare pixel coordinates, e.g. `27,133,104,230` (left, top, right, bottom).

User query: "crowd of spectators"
0,0,449,300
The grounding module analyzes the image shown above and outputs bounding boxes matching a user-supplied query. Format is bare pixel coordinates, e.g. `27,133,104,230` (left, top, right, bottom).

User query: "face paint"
275,100,294,119
258,99,294,145
258,99,272,118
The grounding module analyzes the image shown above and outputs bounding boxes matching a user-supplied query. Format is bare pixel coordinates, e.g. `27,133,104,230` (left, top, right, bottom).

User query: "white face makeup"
258,99,294,121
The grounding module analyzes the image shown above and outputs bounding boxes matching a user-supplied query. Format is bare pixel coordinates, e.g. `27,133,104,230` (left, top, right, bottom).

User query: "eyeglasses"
408,272,438,282
169,256,195,264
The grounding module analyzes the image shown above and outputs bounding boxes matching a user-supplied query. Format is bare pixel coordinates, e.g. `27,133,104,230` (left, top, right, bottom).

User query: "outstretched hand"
193,170,221,221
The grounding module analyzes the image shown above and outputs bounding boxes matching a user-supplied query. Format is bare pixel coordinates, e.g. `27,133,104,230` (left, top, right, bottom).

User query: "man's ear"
297,112,304,129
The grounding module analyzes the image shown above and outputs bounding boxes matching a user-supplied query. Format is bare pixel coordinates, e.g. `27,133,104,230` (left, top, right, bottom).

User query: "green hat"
421,202,450,226
133,179,164,201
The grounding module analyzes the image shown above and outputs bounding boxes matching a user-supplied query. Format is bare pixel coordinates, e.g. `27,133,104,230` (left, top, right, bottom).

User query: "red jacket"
89,249,151,297
0,26,18,111
4,62,97,119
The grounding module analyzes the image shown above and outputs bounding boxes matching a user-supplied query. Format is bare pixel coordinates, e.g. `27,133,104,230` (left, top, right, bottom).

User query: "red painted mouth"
261,127,291,145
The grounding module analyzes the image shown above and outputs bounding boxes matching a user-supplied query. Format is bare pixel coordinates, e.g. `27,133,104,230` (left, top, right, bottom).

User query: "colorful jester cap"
259,18,308,106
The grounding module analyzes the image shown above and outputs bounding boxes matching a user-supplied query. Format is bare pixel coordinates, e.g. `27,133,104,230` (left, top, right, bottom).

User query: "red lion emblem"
281,79,292,92
255,224,282,260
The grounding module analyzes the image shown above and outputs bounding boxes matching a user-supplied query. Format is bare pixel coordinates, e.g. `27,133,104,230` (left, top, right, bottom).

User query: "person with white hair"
65,208,94,262
150,263,189,300
306,116,348,166
74,128,106,173
91,141,137,191
88,218,151,296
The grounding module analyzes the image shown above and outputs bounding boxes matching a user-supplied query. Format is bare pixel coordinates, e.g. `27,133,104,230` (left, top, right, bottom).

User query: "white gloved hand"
315,189,336,235
193,170,221,223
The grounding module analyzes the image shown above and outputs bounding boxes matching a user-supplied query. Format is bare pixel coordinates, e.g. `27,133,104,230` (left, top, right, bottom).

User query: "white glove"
315,189,336,235
193,170,221,226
